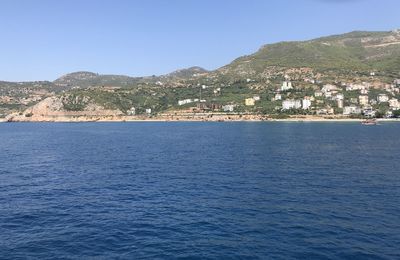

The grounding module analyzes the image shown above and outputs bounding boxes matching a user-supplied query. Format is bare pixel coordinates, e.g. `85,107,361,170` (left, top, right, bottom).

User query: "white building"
343,106,362,115
302,98,312,110
281,81,293,91
324,91,333,98
346,83,367,91
316,107,334,115
314,91,323,97
335,94,344,101
321,84,338,99
253,95,260,101
363,108,376,118
321,84,338,94
274,93,282,101
145,108,152,114
178,98,199,106
127,107,136,116
282,99,302,110
178,99,194,106
337,99,344,109
377,94,389,103
222,104,235,112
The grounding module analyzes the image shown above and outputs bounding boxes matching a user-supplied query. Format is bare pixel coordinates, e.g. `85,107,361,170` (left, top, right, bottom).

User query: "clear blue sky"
1,0,399,81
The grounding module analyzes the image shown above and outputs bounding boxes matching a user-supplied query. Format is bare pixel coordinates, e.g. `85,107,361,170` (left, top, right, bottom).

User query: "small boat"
361,119,377,125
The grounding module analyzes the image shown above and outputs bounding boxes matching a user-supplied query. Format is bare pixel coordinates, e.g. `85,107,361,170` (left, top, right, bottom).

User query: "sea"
0,122,399,259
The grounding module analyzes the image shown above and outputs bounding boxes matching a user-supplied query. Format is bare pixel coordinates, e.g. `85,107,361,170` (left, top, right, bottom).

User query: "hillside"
220,30,400,76
164,67,209,79
54,71,144,88
2,30,400,119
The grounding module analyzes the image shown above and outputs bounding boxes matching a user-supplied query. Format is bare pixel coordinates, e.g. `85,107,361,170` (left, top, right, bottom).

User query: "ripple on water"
0,122,399,259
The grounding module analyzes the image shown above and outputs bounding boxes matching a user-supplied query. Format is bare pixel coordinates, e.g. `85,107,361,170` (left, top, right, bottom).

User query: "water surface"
0,122,399,259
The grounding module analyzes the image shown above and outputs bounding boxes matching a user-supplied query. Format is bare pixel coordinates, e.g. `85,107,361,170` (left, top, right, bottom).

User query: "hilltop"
164,67,209,79
54,71,144,88
219,30,400,76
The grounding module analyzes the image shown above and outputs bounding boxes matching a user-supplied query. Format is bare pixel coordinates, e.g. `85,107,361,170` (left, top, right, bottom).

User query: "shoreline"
1,116,400,123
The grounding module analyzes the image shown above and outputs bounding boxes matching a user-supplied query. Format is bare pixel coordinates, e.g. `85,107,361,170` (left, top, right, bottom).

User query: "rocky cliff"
6,96,124,122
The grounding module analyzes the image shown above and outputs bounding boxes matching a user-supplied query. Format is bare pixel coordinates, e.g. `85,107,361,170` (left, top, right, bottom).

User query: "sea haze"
0,122,399,259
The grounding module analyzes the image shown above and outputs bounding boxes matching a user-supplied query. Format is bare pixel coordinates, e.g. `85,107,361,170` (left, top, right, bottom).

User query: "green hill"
221,30,400,74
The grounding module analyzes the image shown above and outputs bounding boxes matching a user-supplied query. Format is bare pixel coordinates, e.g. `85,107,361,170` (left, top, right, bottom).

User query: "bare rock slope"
6,96,124,122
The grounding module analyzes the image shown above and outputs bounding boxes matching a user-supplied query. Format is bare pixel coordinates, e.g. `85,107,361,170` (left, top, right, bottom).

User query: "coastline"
1,115,400,123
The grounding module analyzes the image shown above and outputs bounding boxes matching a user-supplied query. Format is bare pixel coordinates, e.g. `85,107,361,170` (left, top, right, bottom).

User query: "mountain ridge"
2,29,400,85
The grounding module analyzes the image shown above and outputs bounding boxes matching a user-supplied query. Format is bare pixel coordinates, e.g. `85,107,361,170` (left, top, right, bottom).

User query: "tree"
392,110,400,118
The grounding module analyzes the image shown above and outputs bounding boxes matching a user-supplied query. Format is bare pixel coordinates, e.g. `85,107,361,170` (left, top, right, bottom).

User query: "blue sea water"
0,122,399,259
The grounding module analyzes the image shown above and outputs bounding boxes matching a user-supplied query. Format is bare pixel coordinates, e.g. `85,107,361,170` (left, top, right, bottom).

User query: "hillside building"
343,106,362,115
377,94,389,103
359,95,369,106
274,93,282,101
314,91,323,97
281,81,293,91
302,98,312,110
222,104,235,112
282,99,301,110
245,98,255,106
127,107,136,116
337,99,344,109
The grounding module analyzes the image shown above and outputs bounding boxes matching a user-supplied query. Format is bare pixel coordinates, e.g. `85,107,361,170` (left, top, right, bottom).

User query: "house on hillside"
302,97,312,110
178,99,194,106
363,106,376,118
337,99,344,108
127,107,136,116
245,98,255,106
359,95,369,106
281,81,293,91
343,106,361,115
377,94,389,103
274,93,282,101
321,84,338,98
222,104,235,112
316,107,334,115
282,99,301,110
314,90,323,97
346,83,367,91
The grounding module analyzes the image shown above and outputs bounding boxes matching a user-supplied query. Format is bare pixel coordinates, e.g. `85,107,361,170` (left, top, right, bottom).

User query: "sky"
0,0,399,81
